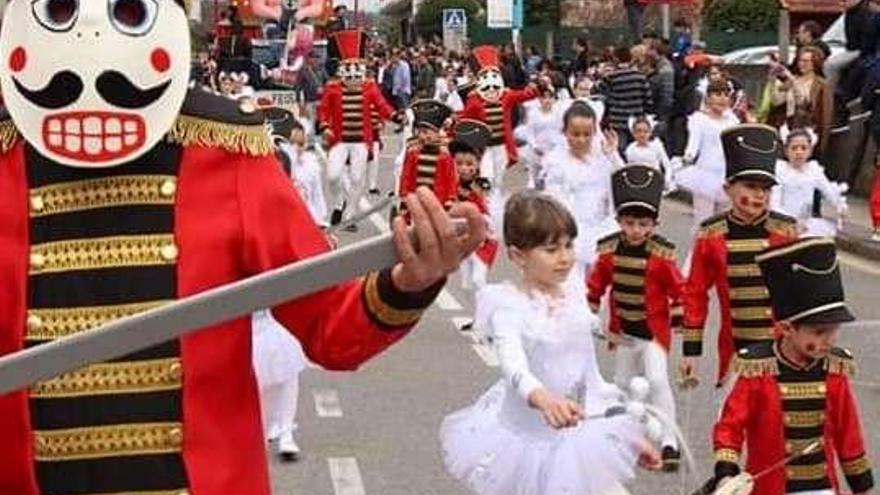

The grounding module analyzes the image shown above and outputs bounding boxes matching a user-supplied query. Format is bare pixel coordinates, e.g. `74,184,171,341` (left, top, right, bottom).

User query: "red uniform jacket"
457,178,498,266
318,79,394,147
459,85,539,164
398,143,458,207
0,93,437,495
714,342,874,495
682,211,798,384
587,233,684,352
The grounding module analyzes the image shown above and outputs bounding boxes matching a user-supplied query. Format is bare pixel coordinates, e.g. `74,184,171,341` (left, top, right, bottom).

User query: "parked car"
720,14,846,65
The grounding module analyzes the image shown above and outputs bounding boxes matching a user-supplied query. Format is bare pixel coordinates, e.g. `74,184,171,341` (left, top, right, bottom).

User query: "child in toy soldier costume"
459,45,542,192
450,119,498,331
587,164,684,471
702,238,874,495
398,100,459,209
318,29,396,227
0,4,485,494
680,125,799,387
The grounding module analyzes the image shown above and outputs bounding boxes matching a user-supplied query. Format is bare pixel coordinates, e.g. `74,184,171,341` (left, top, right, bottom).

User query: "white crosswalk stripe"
327,457,367,495
313,388,344,418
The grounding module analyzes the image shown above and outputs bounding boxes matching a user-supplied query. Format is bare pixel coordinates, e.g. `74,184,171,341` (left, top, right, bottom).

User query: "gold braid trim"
842,456,871,476
647,240,676,260
167,115,272,157
363,272,423,327
31,358,182,398
767,215,799,238
612,272,644,286
29,175,177,218
27,300,170,341
825,353,856,377
613,255,647,269
0,119,19,153
786,462,828,481
715,448,740,463
732,355,779,377
29,234,177,275
34,422,183,461
682,328,703,342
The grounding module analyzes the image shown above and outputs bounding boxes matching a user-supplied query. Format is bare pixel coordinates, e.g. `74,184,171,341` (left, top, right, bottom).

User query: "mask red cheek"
151,48,171,73
9,46,27,73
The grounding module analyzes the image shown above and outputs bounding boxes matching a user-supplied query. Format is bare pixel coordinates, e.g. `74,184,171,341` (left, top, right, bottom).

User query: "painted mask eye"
31,0,79,32
108,0,158,36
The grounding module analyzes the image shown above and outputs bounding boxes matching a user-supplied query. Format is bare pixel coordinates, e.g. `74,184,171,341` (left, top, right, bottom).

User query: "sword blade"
0,229,408,395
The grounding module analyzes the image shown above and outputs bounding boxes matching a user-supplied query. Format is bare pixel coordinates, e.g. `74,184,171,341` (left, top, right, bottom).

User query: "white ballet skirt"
675,110,739,203
771,159,846,239
251,310,307,387
441,281,642,495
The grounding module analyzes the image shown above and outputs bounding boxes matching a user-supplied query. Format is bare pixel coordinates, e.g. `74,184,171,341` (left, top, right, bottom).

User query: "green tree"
706,0,779,32
414,0,482,40
525,0,560,26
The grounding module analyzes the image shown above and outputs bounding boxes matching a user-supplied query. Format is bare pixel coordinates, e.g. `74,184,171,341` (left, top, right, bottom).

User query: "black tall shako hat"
449,119,491,157
611,164,664,218
721,124,779,185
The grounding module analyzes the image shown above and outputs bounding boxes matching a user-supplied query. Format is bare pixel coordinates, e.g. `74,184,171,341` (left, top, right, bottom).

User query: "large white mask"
477,68,504,103
338,61,365,88
0,0,192,167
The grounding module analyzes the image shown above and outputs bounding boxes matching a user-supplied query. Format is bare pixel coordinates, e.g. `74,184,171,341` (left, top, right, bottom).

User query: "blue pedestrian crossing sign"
443,9,467,30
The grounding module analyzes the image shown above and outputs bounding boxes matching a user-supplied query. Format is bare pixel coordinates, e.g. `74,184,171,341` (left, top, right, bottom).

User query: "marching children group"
253,33,874,495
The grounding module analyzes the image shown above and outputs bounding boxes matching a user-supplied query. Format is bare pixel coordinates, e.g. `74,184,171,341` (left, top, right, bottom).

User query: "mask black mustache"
12,71,83,109
12,70,171,110
96,71,172,109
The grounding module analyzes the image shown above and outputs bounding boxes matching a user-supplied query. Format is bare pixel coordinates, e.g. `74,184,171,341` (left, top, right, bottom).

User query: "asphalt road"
266,132,880,495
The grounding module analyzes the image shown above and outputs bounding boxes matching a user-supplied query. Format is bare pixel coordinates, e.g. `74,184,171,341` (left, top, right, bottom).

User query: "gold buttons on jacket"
30,252,46,270
169,362,183,381
30,195,45,213
239,101,257,114
168,427,183,447
160,243,179,262
26,313,44,333
159,179,177,198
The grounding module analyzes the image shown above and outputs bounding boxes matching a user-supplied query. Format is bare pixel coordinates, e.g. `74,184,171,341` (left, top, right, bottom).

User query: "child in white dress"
624,116,673,191
440,191,660,495
516,88,564,188
676,80,740,230
772,128,847,237
543,101,622,278
251,118,318,462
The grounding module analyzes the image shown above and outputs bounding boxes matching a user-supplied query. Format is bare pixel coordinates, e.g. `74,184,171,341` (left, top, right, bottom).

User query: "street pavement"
267,132,880,495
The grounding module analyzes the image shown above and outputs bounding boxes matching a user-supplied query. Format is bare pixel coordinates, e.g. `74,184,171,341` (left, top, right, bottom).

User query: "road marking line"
471,343,499,367
839,250,880,276
327,457,367,495
436,290,463,311
359,198,390,233
451,316,473,334
313,388,343,418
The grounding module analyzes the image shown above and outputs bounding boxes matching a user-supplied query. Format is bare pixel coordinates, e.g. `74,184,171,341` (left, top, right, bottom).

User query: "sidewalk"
669,192,880,262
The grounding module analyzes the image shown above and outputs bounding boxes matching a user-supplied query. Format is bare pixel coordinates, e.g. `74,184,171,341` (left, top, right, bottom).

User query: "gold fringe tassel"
0,120,19,153
166,115,272,157
732,356,779,378
825,354,856,377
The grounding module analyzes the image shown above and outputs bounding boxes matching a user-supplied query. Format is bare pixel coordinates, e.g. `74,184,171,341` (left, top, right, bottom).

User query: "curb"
666,192,880,263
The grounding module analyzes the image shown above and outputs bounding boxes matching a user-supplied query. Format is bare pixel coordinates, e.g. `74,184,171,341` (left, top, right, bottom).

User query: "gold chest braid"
725,217,775,348
611,241,651,340
25,143,189,494
416,146,440,188
484,102,504,145
342,89,365,142
776,357,831,493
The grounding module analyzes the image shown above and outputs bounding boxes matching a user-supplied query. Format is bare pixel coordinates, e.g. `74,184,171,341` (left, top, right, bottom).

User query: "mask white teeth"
105,118,122,134
64,135,81,153
48,119,63,133
105,137,122,153
84,136,102,155
83,117,102,135
124,121,138,133
123,134,138,146
64,119,81,135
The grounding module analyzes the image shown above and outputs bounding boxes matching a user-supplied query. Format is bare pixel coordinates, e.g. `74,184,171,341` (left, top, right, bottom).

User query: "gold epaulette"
766,211,799,238
167,116,272,157
647,234,677,260
596,232,620,254
731,342,778,377
826,347,856,377
0,118,19,154
698,213,728,238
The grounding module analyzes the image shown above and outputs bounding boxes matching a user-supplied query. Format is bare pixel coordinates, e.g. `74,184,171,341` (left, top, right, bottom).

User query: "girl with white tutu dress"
771,128,848,237
543,101,622,278
440,191,660,495
676,80,740,230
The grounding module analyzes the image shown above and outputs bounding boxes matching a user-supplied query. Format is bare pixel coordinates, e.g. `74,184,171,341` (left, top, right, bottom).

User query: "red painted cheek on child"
738,196,750,208
806,343,817,353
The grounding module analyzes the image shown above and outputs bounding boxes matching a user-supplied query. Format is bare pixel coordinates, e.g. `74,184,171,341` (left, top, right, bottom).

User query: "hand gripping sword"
0,220,467,395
